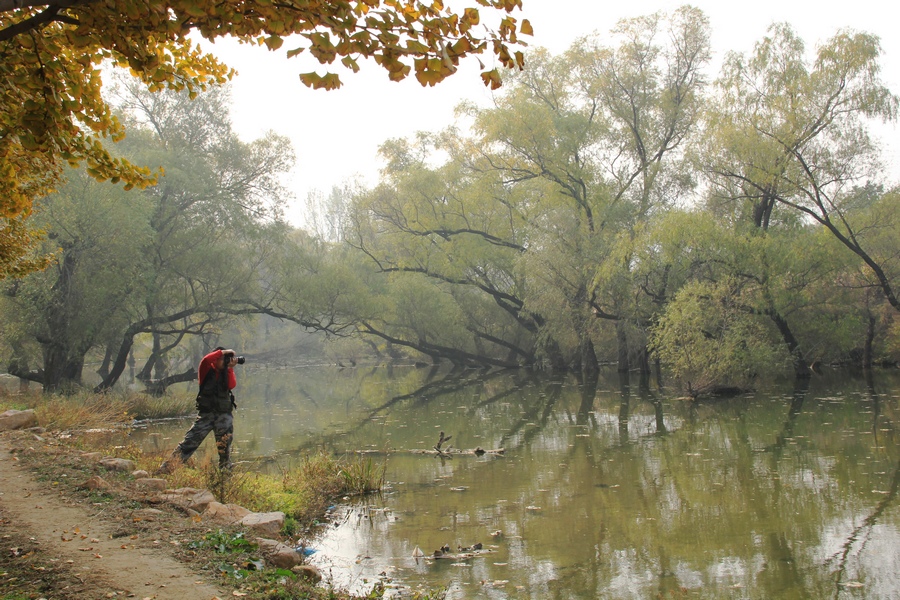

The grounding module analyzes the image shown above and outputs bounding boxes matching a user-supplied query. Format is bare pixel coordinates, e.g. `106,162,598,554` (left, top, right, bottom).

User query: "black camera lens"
236,356,246,365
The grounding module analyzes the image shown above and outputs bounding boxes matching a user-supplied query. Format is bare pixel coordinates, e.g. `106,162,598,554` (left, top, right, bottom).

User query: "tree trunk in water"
543,337,568,371
636,343,651,376
616,321,630,372
617,371,631,444
863,313,876,370
580,336,599,375
770,312,811,379
577,369,600,426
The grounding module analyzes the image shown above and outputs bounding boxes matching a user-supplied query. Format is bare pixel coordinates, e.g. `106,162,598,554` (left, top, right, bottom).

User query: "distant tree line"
1,7,898,396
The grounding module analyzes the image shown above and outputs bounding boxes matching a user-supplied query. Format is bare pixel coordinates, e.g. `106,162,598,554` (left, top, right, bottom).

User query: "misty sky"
195,0,900,226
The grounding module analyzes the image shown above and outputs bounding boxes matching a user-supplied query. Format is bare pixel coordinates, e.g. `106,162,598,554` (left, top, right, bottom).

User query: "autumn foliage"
0,0,530,278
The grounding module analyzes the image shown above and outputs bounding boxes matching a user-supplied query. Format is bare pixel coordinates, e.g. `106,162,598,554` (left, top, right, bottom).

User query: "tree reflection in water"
131,366,900,598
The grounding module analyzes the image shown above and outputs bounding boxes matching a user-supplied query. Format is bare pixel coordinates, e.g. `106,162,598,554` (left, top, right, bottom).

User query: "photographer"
158,346,243,473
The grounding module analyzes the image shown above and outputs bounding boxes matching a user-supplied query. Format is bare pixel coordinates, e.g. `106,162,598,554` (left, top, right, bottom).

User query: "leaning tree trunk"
143,368,197,396
96,344,114,379
769,311,811,379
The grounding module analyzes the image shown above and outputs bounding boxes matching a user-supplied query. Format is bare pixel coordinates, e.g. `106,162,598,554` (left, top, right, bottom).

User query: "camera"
236,356,246,365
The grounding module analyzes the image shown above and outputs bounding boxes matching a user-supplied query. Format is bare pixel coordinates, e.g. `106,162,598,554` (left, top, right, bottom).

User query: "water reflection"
131,366,900,598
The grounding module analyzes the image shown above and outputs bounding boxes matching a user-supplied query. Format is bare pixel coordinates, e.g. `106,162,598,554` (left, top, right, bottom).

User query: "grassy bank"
0,388,385,522
0,389,422,600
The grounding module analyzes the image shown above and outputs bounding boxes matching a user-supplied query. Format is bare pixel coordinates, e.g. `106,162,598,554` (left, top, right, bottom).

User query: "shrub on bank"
160,452,385,523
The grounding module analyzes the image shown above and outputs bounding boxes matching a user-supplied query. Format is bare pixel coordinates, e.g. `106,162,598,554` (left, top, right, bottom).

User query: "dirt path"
0,436,228,599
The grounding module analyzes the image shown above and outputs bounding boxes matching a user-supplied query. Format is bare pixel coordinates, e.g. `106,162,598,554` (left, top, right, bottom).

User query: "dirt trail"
0,436,227,599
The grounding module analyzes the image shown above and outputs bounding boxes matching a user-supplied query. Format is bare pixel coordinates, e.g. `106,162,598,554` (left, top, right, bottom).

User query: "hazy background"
194,0,900,226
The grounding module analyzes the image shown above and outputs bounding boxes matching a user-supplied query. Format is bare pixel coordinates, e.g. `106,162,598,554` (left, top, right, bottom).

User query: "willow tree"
340,8,711,372
708,26,898,266
345,134,538,367
0,81,298,392
0,0,530,278
93,81,294,391
0,168,153,391
700,24,899,376
450,6,710,372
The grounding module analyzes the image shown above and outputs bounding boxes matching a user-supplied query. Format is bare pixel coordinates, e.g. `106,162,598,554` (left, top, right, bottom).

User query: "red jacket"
197,349,236,390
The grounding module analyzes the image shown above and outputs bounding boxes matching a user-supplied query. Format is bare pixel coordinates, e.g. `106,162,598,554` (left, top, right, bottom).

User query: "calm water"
132,365,900,599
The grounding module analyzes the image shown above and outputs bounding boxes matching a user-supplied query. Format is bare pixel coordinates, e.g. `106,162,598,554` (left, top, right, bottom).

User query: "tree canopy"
0,0,531,278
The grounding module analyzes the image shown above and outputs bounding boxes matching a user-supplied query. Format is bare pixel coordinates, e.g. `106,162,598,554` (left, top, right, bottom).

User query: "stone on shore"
187,489,216,512
256,538,303,569
135,478,167,491
204,501,251,524
240,512,285,537
158,487,216,512
0,409,37,432
78,475,109,490
99,457,135,472
291,564,323,583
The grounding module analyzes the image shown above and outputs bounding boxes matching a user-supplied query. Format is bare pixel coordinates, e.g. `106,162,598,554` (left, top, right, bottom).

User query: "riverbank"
0,392,407,600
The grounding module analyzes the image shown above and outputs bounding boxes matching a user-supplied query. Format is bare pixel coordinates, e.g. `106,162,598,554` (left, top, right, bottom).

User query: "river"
131,365,900,599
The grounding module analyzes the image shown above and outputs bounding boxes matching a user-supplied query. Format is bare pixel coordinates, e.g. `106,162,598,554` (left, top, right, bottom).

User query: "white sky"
195,0,900,226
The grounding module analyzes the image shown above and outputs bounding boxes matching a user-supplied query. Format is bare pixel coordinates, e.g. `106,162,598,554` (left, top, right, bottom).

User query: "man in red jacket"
158,347,240,473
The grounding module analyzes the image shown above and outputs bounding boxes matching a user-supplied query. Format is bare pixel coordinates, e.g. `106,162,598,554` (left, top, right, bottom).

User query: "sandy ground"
0,435,228,599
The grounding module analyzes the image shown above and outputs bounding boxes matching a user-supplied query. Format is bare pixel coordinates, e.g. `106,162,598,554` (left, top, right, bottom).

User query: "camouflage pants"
173,412,233,468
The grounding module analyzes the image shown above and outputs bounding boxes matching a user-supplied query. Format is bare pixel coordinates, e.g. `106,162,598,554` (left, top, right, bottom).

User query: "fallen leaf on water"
93,553,102,559
90,538,99,543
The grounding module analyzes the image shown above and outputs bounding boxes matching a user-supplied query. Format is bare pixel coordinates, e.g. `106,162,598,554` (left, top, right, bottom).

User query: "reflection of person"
158,347,239,473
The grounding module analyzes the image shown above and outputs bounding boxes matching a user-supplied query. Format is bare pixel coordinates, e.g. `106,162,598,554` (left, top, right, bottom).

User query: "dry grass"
4,390,128,431
125,393,194,420
0,388,194,431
